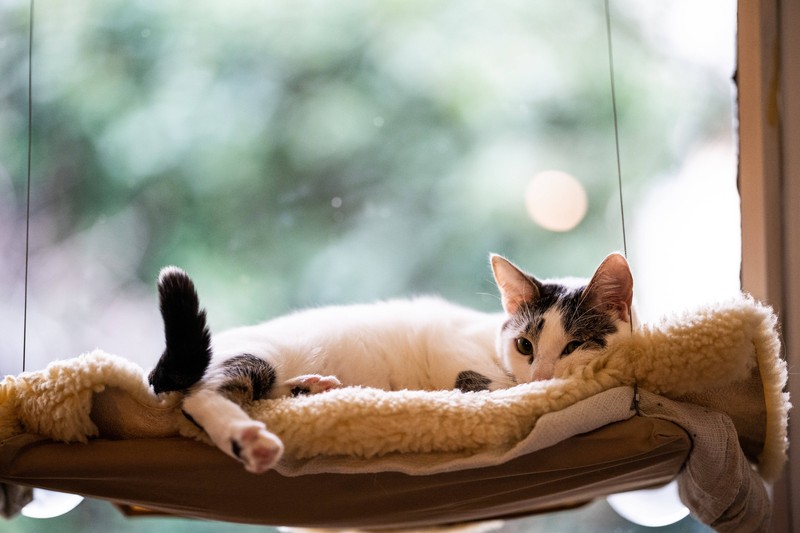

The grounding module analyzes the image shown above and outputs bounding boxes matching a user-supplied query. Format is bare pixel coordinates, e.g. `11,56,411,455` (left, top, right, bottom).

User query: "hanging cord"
22,0,35,373
603,0,638,414
603,0,628,258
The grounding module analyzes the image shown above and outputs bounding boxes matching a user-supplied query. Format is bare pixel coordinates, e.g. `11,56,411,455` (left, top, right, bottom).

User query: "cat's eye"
515,337,533,357
561,340,583,356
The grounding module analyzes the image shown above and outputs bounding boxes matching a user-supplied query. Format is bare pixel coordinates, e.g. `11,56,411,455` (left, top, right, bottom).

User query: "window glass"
1,0,735,530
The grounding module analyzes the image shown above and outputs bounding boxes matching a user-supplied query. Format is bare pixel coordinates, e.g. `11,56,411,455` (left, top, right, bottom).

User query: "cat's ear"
491,254,540,315
582,252,633,323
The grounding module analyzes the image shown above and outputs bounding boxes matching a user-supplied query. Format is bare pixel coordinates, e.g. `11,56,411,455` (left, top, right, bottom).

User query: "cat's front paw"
285,374,342,396
230,421,284,474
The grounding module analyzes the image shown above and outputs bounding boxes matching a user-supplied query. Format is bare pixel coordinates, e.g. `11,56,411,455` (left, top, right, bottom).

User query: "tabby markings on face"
503,282,620,381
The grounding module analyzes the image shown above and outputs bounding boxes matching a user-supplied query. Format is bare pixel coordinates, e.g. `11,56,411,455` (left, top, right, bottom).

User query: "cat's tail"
148,266,213,394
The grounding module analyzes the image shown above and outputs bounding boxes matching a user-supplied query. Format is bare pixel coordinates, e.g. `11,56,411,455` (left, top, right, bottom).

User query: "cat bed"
0,296,790,531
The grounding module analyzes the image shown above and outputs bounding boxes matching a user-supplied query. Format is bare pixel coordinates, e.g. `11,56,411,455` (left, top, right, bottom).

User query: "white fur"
187,297,517,471
182,389,284,473
497,307,636,383
178,253,635,472
210,297,515,393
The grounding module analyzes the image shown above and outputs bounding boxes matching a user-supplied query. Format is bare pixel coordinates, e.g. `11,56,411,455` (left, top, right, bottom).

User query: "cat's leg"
284,374,342,396
185,354,285,473
182,388,283,474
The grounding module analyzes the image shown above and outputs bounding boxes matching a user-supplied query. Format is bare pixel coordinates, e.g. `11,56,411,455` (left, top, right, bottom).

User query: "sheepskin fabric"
0,296,790,532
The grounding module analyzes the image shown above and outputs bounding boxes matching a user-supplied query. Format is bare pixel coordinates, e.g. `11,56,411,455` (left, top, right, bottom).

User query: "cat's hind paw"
285,374,342,396
230,422,284,474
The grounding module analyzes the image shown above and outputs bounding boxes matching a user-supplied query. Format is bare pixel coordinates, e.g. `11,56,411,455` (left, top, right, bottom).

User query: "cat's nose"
531,361,555,381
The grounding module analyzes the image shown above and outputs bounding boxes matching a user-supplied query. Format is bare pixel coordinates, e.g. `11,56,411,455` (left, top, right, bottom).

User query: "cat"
491,252,635,383
148,252,634,473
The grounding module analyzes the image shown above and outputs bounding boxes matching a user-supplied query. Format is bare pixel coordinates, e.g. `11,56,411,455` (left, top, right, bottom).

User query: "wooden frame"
738,0,798,530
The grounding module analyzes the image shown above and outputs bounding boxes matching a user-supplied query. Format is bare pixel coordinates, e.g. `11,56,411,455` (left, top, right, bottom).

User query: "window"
1,0,736,530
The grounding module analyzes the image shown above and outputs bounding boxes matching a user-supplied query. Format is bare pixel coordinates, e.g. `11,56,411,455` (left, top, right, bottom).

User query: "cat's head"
491,252,634,382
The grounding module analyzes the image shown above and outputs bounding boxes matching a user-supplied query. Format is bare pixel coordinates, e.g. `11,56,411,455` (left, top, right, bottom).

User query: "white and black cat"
149,253,634,473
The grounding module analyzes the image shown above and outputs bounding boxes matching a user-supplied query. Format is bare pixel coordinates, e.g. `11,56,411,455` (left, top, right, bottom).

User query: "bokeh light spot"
524,170,588,232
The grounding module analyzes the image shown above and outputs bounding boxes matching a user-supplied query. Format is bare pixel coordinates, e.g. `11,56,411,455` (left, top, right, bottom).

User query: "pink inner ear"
497,277,535,315
491,255,539,315
584,253,633,322
615,301,631,323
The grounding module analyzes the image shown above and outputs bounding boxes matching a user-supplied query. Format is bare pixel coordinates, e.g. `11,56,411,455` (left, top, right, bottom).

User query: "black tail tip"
158,265,193,291
158,266,201,311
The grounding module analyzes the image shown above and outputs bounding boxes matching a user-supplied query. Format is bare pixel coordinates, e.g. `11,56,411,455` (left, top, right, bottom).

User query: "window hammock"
0,297,790,531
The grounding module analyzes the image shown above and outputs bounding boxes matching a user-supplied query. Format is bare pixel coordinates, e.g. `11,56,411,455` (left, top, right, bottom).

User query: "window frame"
738,0,799,529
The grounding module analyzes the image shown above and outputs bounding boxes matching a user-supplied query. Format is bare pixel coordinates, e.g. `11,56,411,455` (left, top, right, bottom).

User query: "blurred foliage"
0,0,731,531
1,0,728,329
